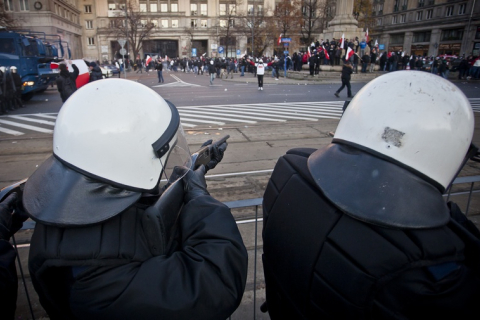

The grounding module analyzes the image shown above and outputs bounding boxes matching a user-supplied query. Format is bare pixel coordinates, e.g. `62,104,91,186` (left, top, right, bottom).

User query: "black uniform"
26,156,248,319
334,64,353,98
262,147,480,319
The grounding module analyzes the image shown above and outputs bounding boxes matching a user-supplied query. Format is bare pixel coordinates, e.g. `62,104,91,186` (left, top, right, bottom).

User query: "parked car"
101,64,120,76
99,65,113,78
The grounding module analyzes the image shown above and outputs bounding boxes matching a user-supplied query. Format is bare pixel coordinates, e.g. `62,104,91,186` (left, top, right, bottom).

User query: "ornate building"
371,0,480,57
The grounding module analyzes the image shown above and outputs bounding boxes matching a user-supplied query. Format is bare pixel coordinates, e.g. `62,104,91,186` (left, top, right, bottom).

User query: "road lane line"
0,120,53,133
7,115,56,126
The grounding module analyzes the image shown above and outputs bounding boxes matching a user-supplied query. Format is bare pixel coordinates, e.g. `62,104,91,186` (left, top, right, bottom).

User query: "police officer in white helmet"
23,79,248,319
262,71,480,319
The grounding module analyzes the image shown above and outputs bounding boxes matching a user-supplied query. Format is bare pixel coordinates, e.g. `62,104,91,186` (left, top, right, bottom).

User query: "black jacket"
29,195,248,320
89,66,103,82
341,64,353,80
262,148,480,319
56,64,79,102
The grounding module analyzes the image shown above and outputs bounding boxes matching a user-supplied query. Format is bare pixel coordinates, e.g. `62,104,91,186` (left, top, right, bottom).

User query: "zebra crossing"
1,98,479,136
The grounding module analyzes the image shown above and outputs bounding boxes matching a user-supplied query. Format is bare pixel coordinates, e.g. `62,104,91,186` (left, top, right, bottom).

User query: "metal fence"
14,175,480,320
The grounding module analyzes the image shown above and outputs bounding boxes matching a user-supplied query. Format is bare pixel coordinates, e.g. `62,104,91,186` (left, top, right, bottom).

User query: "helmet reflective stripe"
53,79,184,191
333,71,473,190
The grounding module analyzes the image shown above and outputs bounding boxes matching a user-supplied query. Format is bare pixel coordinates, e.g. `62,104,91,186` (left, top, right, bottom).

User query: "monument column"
320,0,364,43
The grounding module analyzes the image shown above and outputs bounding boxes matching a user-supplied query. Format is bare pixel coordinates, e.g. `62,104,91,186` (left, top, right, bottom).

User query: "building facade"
371,0,480,57
3,0,83,58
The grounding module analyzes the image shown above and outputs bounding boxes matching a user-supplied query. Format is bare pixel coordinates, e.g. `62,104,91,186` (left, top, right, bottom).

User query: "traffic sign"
236,49,241,56
192,48,197,56
284,51,289,54
118,39,127,48
218,46,224,54
281,38,292,43
119,48,127,55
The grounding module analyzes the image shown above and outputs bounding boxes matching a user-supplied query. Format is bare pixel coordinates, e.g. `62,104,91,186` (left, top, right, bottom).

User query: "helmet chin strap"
445,143,479,194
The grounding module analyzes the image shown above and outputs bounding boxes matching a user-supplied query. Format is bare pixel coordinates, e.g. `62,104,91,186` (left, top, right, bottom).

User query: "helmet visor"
158,124,192,189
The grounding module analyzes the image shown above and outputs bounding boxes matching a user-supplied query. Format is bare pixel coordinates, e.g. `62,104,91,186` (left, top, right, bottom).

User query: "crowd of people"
0,66,23,115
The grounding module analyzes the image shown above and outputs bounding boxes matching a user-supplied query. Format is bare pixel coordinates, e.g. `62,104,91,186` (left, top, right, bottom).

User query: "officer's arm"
69,170,248,320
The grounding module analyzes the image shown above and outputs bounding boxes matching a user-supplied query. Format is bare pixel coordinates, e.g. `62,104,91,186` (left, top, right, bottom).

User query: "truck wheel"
21,92,34,101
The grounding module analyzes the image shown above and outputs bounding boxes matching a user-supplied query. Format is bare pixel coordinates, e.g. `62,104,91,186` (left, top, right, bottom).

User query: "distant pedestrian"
56,63,79,102
155,60,164,83
88,62,102,82
334,61,353,98
208,60,216,85
247,58,273,91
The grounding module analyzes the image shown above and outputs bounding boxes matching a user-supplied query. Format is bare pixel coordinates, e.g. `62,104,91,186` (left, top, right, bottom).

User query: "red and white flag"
365,28,369,43
50,62,60,69
323,46,330,60
277,33,283,46
339,33,345,49
346,47,354,60
146,55,152,66
307,46,311,59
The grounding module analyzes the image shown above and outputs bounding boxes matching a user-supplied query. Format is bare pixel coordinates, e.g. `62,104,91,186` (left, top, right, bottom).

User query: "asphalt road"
3,71,480,319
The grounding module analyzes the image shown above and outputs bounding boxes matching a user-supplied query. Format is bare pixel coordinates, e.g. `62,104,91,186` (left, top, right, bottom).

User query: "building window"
220,19,227,27
4,0,12,11
151,19,158,27
20,0,29,11
140,3,147,12
413,31,431,42
161,20,168,28
200,4,207,15
220,4,227,15
392,15,398,24
85,5,92,13
247,4,254,15
426,9,433,19
140,19,147,27
416,11,422,21
160,3,167,12
377,18,382,26
441,29,464,41
86,20,93,29
418,0,424,7
150,4,157,12
108,3,115,10
229,19,234,27
171,3,178,12
458,3,466,15
87,37,95,45
191,19,197,27
402,0,408,10
191,4,197,15
201,19,208,27
172,20,178,28
445,6,454,17
401,14,406,23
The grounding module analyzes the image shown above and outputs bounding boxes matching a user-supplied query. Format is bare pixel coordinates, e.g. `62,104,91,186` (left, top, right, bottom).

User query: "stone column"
320,0,364,44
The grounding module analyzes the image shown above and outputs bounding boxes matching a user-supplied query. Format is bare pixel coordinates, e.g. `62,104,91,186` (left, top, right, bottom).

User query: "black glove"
200,139,228,173
183,165,209,204
0,193,17,241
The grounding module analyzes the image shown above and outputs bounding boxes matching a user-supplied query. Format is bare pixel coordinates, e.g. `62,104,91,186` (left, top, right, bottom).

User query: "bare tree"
236,3,274,57
109,0,154,60
300,0,328,45
217,3,238,58
354,0,376,33
0,2,16,29
272,0,304,52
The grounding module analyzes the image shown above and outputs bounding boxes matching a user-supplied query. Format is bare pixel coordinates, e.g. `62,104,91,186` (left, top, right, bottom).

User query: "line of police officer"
0,66,23,115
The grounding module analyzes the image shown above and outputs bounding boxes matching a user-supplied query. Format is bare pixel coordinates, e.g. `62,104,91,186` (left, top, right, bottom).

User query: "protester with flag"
346,47,355,63
88,61,102,82
334,60,353,98
365,28,369,44
339,33,345,50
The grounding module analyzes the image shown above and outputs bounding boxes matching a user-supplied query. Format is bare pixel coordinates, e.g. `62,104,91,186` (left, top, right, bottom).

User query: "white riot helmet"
23,79,192,226
308,71,474,229
0,66,5,72
333,71,473,191
210,60,214,65
10,66,17,73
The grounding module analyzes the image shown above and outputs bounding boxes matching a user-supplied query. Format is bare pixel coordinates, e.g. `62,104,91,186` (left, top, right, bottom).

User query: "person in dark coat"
155,59,164,83
9,66,23,108
309,54,315,76
361,53,370,73
0,192,29,320
23,80,248,320
88,62,102,82
56,63,79,102
262,71,480,320
334,61,353,98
